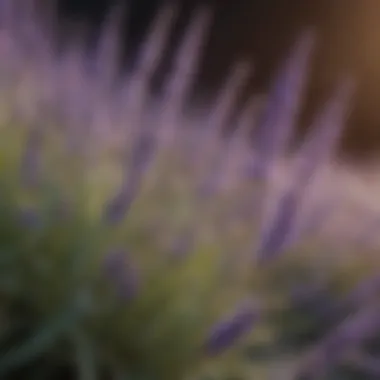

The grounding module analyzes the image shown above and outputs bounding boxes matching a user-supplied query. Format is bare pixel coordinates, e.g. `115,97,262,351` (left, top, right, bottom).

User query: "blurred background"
55,0,380,163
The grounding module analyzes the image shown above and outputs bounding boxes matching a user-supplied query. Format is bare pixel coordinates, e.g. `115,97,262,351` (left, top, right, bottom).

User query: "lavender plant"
1,1,380,379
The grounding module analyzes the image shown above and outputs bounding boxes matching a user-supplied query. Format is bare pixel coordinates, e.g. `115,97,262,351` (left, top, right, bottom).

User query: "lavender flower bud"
253,30,315,180
120,5,178,130
103,130,155,225
293,79,354,188
204,302,260,356
256,185,301,264
92,1,125,88
159,7,213,146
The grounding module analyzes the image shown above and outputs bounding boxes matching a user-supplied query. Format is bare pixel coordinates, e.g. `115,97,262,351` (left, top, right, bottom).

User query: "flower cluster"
0,1,380,380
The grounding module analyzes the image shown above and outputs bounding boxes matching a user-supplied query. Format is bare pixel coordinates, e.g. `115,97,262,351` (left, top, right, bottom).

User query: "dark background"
55,0,380,162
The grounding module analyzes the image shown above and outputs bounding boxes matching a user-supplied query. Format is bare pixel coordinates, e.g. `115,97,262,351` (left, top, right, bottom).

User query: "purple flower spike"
204,302,260,356
92,1,125,87
293,78,355,188
253,30,315,180
103,130,155,225
196,62,252,197
159,6,213,143
103,249,139,302
296,306,380,380
204,61,251,145
256,186,301,264
120,4,178,126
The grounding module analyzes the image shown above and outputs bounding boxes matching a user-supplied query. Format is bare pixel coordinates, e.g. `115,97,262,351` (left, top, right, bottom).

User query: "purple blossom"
159,7,213,147
255,78,353,264
204,62,251,145
91,1,125,89
196,63,251,198
256,185,302,264
339,274,380,313
296,306,380,380
55,42,95,147
253,30,315,181
9,0,51,60
204,302,260,356
102,184,136,226
293,79,354,188
103,249,139,302
103,129,155,225
119,5,177,131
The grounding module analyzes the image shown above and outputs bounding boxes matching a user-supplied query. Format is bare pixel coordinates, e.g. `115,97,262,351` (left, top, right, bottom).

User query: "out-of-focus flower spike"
103,249,139,302
121,4,178,127
159,7,213,147
102,176,138,226
103,86,160,224
226,95,263,179
89,2,127,141
293,78,355,188
255,166,335,265
209,61,252,131
103,126,156,225
255,79,353,264
253,30,315,181
11,0,52,58
196,62,251,198
128,128,156,178
339,273,380,313
0,0,25,76
296,305,380,380
57,26,92,128
235,95,262,142
204,300,261,356
103,7,180,224
136,4,178,75
93,1,126,88
20,125,43,189
204,61,251,151
255,184,302,264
